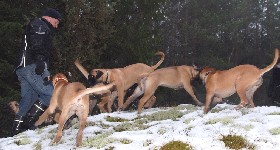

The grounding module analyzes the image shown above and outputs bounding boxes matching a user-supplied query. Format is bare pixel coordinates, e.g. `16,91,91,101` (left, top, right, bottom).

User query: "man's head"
42,8,62,29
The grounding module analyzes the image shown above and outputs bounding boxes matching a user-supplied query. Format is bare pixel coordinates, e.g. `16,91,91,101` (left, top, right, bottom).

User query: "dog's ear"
96,70,104,79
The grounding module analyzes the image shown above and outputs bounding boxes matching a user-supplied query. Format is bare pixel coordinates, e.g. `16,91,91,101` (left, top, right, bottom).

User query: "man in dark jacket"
12,8,62,136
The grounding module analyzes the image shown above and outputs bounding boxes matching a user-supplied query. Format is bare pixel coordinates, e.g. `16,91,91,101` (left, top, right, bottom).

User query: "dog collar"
54,77,68,86
202,71,211,85
104,70,109,84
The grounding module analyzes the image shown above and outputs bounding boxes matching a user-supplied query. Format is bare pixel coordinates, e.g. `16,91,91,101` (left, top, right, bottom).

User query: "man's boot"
11,115,24,136
24,100,47,129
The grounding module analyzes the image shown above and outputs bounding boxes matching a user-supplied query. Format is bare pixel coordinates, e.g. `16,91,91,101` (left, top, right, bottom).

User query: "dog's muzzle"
88,74,97,86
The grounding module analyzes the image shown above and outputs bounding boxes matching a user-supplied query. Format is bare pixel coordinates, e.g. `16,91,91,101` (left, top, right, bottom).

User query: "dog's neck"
54,77,68,86
202,71,211,85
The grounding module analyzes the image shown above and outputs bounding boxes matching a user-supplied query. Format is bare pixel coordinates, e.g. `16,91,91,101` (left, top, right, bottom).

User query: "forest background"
1,0,280,137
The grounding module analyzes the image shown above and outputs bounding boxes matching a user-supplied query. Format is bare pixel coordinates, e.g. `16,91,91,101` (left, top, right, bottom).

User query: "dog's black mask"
88,70,104,86
88,74,96,86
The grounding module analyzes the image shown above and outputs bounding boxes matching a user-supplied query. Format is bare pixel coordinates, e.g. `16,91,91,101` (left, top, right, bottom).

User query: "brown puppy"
200,49,279,114
75,51,165,110
35,73,114,147
118,65,203,113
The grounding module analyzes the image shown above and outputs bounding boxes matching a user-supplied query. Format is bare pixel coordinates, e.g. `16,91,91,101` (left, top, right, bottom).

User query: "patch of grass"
83,130,115,148
172,104,198,112
160,141,193,150
140,109,184,121
14,137,31,145
120,138,132,144
86,121,96,127
206,117,233,125
269,127,280,135
220,134,255,150
95,121,111,129
114,122,149,132
210,107,224,113
267,112,280,115
157,128,167,135
234,124,254,131
240,108,250,115
184,118,194,124
105,116,130,122
143,139,152,147
33,140,42,150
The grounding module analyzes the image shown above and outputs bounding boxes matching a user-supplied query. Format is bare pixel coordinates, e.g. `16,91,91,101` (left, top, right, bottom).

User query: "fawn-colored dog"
200,49,279,114
118,65,203,113
35,73,114,146
74,51,165,111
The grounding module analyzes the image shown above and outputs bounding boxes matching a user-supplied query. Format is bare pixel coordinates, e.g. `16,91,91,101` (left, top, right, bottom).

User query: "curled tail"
151,51,165,70
260,48,279,76
74,83,115,101
74,59,90,79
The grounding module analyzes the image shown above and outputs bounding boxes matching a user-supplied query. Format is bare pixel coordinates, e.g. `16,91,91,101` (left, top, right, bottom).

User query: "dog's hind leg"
76,105,88,147
246,78,263,108
144,95,156,109
107,91,118,113
119,86,144,111
236,86,250,109
53,108,71,144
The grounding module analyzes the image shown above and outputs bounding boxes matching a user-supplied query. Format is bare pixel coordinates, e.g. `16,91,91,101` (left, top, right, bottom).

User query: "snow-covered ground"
1,104,280,150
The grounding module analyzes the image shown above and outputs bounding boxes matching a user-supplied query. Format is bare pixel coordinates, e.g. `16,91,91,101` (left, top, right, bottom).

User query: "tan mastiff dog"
35,73,114,147
74,51,165,110
118,65,203,113
200,49,279,114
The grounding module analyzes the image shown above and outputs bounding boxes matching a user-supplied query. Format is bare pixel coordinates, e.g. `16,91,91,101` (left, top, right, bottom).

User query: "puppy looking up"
200,49,279,114
35,73,114,147
117,65,203,113
75,51,165,110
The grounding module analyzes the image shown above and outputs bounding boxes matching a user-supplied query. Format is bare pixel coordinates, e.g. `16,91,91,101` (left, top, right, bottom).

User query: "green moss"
140,109,184,121
157,128,167,135
120,138,132,144
184,118,195,124
14,137,31,145
220,134,255,150
160,141,193,150
143,139,152,147
86,121,96,127
206,117,233,125
172,104,198,112
269,127,280,135
114,122,149,132
83,130,115,148
105,116,130,122
234,124,254,131
33,140,42,150
267,112,280,115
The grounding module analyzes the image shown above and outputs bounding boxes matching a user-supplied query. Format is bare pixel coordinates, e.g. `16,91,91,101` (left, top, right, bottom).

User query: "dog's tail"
74,83,115,100
151,51,165,70
74,59,90,79
260,48,279,76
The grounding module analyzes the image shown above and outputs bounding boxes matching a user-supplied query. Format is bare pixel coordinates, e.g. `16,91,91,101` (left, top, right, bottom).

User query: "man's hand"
35,61,45,75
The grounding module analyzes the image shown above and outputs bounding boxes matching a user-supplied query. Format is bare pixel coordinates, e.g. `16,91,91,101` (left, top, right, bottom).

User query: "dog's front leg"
117,87,125,110
35,108,51,126
203,93,214,114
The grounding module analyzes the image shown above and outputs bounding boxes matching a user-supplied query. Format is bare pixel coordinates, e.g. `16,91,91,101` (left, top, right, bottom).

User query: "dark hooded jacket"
14,18,54,70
